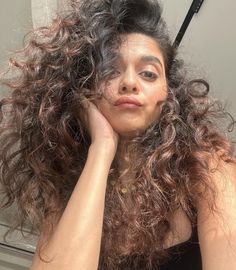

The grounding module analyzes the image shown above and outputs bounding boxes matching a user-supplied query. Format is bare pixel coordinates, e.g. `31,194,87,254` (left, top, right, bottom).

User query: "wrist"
89,141,117,160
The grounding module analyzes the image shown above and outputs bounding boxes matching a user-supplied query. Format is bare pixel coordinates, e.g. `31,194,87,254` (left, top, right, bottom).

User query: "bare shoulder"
208,156,236,208
197,154,236,223
197,156,236,269
210,155,236,180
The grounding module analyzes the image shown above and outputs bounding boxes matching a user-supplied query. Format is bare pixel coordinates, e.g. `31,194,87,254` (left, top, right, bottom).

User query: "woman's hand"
32,99,118,270
81,99,119,154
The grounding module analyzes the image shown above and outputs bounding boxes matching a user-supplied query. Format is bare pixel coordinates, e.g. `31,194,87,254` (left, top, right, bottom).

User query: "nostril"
120,85,138,93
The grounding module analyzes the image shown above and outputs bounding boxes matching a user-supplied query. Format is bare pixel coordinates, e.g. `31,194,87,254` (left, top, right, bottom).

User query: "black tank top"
114,227,202,270
159,226,202,270
101,227,201,269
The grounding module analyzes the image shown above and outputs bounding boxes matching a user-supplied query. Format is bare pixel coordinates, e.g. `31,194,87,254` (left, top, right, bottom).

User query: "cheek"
95,97,116,126
151,87,168,108
93,81,116,113
100,80,119,102
147,88,168,120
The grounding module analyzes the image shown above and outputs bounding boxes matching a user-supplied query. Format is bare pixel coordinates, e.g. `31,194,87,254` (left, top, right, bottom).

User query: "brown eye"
141,71,158,80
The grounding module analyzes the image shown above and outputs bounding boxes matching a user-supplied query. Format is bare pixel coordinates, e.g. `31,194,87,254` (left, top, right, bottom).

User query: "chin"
113,126,146,138
113,120,158,138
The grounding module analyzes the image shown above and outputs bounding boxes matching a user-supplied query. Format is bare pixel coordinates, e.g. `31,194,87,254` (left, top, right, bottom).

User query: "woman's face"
96,33,168,138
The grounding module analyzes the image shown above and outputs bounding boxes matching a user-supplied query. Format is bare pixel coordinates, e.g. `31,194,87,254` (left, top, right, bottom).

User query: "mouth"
115,103,141,109
114,97,142,107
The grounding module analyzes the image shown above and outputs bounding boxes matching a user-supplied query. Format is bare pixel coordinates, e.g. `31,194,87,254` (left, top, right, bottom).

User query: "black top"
101,226,201,269
159,227,202,270
116,227,202,270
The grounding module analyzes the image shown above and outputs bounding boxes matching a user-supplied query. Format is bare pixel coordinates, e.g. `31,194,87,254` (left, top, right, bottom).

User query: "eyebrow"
115,54,164,69
140,55,163,69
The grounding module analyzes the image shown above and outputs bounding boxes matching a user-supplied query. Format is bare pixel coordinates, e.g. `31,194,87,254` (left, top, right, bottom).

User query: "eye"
109,68,121,79
140,71,158,81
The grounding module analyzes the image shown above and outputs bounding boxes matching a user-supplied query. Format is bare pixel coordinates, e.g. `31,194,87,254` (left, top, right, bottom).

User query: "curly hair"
0,0,235,269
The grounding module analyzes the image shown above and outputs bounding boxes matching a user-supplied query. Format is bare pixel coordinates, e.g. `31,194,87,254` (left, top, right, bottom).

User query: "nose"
119,68,139,94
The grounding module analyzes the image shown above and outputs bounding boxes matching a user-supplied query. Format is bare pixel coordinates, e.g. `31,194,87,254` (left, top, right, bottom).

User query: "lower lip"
116,103,141,108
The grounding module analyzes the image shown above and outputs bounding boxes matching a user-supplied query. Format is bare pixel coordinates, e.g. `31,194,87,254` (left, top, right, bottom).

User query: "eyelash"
109,69,159,81
140,71,158,80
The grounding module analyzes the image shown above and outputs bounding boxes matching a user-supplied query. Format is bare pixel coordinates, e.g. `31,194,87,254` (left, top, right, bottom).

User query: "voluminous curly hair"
0,0,235,269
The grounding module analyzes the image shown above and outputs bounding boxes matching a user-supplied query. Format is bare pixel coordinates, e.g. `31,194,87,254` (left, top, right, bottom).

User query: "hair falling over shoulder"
0,0,235,269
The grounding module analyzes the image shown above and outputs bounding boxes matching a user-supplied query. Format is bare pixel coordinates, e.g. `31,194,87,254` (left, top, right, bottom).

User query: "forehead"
118,33,165,63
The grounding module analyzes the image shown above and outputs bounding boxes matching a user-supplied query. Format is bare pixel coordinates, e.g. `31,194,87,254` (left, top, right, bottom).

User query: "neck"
110,138,139,194
116,138,137,181
116,138,130,170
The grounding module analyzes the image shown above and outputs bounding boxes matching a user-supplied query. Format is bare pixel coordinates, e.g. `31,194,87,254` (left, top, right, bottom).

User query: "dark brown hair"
0,0,235,269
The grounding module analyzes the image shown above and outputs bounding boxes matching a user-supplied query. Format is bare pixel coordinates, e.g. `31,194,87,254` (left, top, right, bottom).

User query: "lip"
114,97,142,106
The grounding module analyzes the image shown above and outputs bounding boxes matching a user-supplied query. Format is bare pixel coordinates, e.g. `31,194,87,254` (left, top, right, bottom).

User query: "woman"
0,0,236,269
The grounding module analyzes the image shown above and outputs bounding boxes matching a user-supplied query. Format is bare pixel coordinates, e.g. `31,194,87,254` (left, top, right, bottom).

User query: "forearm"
31,143,115,270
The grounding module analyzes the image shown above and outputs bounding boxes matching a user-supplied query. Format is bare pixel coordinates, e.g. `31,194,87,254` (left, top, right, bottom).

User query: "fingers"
78,95,91,133
78,95,102,140
79,94,98,112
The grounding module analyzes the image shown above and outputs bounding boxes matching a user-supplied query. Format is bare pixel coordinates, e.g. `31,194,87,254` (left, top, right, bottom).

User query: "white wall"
0,0,32,97
162,0,236,139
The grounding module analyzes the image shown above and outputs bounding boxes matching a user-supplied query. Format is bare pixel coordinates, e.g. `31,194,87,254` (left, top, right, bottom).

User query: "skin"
95,33,168,138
